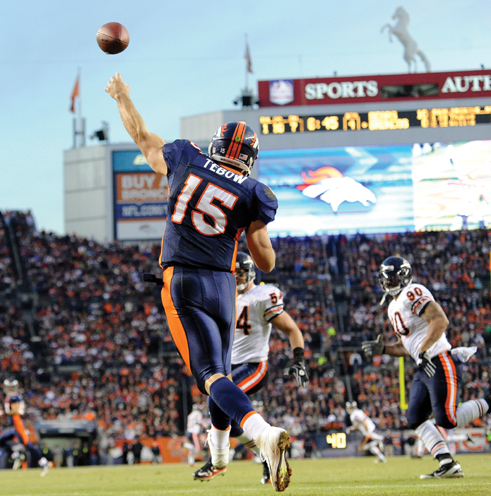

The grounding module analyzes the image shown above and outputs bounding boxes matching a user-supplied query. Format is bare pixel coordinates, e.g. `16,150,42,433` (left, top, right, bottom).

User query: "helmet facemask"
235,252,256,292
3,378,19,395
379,257,413,296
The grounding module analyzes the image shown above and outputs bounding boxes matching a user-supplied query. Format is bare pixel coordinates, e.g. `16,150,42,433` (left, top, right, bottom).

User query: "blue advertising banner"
112,150,151,172
112,151,168,241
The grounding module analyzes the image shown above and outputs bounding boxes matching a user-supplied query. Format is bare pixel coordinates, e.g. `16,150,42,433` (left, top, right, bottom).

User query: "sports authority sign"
258,70,491,107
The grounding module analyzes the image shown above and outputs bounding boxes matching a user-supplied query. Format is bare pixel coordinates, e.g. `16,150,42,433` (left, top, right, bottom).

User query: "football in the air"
96,22,130,55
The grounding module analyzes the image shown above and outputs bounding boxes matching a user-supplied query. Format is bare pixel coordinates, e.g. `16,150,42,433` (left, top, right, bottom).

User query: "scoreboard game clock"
259,106,491,135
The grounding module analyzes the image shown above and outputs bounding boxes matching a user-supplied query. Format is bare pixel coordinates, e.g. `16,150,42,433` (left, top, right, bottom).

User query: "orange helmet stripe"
225,123,247,160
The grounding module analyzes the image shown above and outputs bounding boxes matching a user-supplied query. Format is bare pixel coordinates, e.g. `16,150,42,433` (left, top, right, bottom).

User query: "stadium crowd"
1,210,490,462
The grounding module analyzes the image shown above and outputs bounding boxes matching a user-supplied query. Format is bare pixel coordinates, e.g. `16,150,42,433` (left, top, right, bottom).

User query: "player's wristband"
293,347,304,363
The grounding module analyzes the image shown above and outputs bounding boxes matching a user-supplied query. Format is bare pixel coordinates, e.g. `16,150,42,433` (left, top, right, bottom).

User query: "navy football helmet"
235,252,256,292
379,256,413,296
208,122,259,176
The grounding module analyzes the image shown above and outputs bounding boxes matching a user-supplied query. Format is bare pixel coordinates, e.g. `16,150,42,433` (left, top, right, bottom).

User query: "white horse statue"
381,6,431,73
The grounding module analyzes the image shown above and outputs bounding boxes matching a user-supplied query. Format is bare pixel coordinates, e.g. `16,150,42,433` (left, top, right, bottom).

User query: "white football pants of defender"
183,441,198,466
360,436,386,463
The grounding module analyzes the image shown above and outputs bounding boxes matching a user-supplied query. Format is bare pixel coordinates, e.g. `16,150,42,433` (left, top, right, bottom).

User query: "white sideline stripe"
7,484,491,496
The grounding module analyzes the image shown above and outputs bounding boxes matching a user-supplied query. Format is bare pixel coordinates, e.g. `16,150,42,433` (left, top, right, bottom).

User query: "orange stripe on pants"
237,362,268,392
12,415,29,445
161,267,191,370
441,351,458,426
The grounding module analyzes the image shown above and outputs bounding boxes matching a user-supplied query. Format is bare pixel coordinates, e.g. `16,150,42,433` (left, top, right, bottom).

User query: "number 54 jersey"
161,140,278,272
232,284,284,365
387,282,451,361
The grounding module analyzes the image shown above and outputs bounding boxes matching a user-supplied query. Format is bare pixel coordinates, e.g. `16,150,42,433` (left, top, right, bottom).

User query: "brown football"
96,22,129,55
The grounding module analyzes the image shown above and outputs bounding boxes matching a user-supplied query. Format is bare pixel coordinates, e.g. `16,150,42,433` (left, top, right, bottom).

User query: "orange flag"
70,76,80,113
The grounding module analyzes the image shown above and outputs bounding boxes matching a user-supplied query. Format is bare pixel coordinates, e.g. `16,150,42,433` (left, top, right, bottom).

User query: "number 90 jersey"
387,283,451,362
232,284,284,364
161,140,278,272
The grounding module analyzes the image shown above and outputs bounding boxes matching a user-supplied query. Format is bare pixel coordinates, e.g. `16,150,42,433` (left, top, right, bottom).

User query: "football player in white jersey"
362,256,490,480
183,403,207,466
194,252,307,484
345,401,386,463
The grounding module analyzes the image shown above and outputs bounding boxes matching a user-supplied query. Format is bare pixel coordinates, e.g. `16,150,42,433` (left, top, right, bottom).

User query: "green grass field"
2,455,491,496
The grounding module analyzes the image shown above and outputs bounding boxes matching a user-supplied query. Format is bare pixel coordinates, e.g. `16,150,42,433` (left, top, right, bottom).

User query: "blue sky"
1,0,489,234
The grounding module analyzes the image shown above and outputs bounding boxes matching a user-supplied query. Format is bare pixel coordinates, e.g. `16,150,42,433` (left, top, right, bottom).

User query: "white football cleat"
255,426,292,492
206,431,229,469
12,451,24,470
39,457,49,477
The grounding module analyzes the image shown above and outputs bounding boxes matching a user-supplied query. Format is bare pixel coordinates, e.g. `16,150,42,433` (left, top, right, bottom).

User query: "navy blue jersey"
160,140,277,272
4,393,26,426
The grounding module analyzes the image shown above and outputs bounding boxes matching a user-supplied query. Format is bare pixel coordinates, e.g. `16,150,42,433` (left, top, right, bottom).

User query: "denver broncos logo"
221,124,229,136
297,166,377,213
298,167,343,189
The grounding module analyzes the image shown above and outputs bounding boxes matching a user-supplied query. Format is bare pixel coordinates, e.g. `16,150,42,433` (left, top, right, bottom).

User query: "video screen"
258,141,491,236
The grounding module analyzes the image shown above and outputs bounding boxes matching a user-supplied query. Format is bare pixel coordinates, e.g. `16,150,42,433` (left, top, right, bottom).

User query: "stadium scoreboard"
250,69,491,236
67,69,491,242
256,69,491,145
259,105,491,134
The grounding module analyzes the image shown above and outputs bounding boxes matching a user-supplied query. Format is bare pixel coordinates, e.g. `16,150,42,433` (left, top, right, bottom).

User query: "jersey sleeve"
163,140,205,176
260,286,285,322
162,140,187,175
402,284,434,317
253,183,278,225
